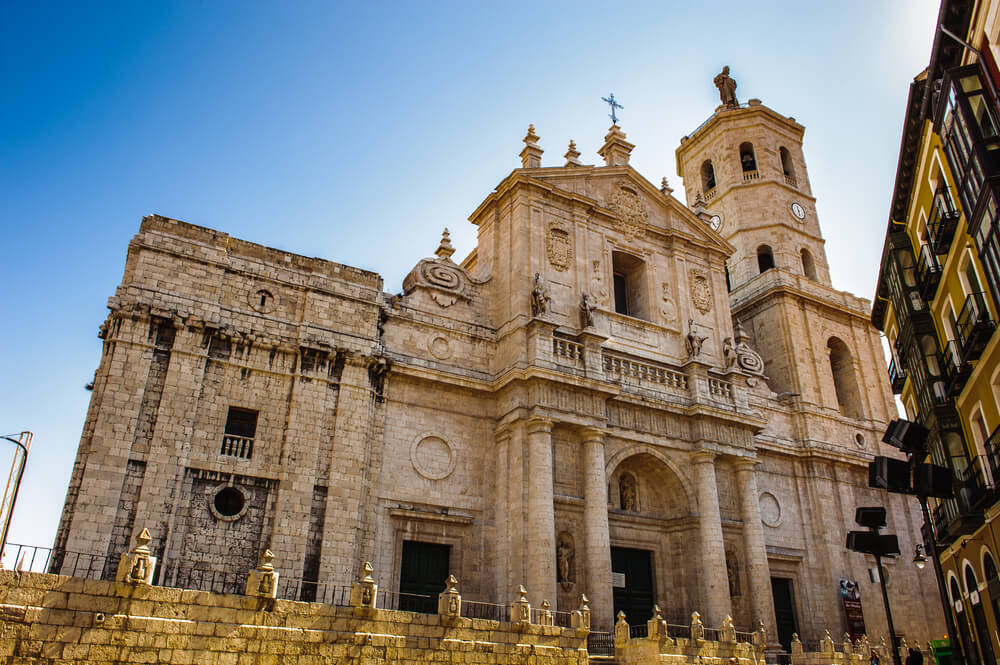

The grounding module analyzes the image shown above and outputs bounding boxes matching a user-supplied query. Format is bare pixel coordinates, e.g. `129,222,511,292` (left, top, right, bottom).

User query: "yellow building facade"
874,1,1000,664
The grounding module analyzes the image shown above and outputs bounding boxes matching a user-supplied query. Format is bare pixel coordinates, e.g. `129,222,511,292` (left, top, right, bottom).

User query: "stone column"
693,450,732,626
582,428,613,630
734,458,776,639
526,417,557,606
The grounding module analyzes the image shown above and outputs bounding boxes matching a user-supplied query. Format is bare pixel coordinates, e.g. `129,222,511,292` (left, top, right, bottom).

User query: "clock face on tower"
708,214,722,231
790,202,806,221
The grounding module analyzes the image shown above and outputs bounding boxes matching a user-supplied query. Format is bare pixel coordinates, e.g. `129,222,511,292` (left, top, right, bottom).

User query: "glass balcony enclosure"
929,185,961,254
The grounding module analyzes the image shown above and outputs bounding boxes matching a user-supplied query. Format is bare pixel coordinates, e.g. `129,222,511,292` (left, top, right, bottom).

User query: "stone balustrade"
612,609,766,665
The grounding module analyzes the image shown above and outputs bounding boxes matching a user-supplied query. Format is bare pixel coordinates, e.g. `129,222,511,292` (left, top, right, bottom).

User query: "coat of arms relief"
689,269,713,315
546,225,572,271
609,184,647,240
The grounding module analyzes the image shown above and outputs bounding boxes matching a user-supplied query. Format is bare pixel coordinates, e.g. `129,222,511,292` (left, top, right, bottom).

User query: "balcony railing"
987,427,1000,483
784,174,798,187
942,340,973,397
704,187,717,201
742,169,760,183
933,475,985,544
887,357,907,393
916,244,942,302
929,186,961,255
961,457,998,512
220,434,254,459
957,291,996,360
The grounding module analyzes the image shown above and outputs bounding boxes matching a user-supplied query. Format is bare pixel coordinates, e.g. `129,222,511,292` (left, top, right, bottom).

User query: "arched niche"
828,337,863,419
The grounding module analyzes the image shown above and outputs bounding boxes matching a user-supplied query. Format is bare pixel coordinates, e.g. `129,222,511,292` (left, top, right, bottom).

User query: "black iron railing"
916,244,943,301
587,632,614,656
929,186,961,255
888,357,908,393
958,291,996,360
942,340,974,396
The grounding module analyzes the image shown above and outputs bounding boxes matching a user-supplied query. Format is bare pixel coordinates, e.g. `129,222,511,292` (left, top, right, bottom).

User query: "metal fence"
588,632,614,656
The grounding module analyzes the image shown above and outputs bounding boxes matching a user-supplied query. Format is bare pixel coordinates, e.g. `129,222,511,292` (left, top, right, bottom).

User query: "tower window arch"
828,337,863,419
701,159,717,192
801,248,817,280
779,146,796,183
757,245,775,273
739,142,757,173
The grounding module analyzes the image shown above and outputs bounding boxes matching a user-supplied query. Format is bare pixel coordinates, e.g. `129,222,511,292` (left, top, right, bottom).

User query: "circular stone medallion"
410,434,456,480
428,336,451,360
759,491,782,528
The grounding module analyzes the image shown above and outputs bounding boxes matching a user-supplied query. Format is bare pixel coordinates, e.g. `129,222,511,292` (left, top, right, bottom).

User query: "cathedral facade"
53,83,943,647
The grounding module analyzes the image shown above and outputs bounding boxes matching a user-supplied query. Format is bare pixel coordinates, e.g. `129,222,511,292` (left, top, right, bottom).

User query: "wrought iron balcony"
942,340,974,397
887,357,907,394
963,456,999,511
958,291,996,360
933,473,985,544
987,430,1000,487
916,244,943,302
929,186,961,255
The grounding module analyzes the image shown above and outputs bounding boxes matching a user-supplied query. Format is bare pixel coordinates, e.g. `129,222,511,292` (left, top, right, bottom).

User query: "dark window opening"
222,407,258,459
613,273,629,315
740,142,757,172
701,159,717,192
757,245,775,273
801,249,817,280
399,541,450,613
213,487,245,517
780,147,796,179
611,251,648,320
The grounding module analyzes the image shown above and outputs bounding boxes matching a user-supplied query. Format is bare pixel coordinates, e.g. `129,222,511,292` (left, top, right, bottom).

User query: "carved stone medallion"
410,434,456,480
609,185,648,240
759,491,782,527
420,263,463,307
689,269,713,315
546,225,572,271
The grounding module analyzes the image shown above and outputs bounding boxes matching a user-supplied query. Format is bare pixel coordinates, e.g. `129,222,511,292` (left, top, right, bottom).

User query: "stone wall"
0,570,590,665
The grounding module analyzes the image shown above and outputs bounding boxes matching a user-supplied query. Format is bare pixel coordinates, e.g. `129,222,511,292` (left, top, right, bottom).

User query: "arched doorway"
967,563,997,665
608,452,694,625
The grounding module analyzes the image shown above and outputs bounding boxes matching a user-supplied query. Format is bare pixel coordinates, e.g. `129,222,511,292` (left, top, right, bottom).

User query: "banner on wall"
840,579,866,640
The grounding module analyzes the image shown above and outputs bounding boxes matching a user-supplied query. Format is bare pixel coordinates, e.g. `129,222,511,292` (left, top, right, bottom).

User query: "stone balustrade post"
438,574,461,617
246,549,278,599
116,528,156,585
350,561,377,608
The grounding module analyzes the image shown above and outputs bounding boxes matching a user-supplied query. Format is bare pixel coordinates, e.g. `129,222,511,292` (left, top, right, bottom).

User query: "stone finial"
539,599,554,626
438,574,462,617
820,630,835,654
791,633,803,655
690,611,705,641
614,611,630,646
246,549,279,598
350,561,378,608
647,604,668,641
564,140,583,167
511,584,531,624
435,228,456,260
598,124,634,167
660,177,674,196
721,615,737,643
572,593,592,633
520,125,543,168
116,527,157,585
843,633,854,655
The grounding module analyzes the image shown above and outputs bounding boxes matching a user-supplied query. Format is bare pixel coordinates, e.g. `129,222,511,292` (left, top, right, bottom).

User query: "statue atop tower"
713,66,739,108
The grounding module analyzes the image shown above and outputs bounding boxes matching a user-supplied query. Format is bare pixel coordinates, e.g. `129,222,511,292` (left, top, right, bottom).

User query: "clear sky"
0,0,940,550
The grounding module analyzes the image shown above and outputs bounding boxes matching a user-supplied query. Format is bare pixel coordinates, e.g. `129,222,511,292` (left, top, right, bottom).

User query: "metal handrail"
0,432,31,560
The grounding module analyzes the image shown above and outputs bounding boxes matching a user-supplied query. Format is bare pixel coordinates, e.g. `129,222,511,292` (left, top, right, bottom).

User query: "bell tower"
675,70,895,439
675,93,830,291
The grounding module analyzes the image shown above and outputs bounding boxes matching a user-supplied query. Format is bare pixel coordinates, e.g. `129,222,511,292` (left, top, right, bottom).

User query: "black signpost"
860,418,963,665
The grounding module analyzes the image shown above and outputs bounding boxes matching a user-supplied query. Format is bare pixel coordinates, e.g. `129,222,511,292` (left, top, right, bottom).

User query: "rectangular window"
221,407,257,459
613,273,629,316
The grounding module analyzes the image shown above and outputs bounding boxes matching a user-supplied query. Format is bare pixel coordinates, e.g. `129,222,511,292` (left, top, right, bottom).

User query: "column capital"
526,416,554,435
731,457,760,473
494,426,513,445
691,449,717,465
580,427,606,444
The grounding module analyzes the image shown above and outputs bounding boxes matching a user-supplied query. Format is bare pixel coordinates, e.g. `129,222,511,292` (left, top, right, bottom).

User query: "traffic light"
881,419,929,453
855,506,887,528
914,463,954,499
846,531,901,556
869,457,911,493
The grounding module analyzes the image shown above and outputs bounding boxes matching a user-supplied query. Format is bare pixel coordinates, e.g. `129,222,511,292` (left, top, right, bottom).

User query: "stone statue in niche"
591,260,608,304
557,533,575,590
685,319,708,359
726,551,741,597
660,282,677,325
531,273,550,316
580,292,596,328
619,472,638,511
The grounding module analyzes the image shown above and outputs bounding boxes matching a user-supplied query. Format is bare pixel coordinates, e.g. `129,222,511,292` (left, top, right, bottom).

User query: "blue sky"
0,1,939,549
